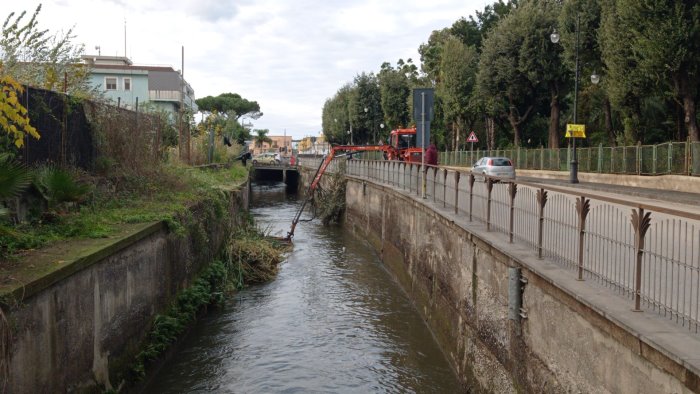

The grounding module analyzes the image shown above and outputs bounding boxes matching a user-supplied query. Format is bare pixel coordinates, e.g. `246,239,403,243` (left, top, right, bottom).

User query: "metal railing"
437,141,699,176
328,158,700,333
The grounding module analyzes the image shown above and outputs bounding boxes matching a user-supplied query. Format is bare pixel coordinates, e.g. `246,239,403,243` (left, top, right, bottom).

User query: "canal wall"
2,182,250,393
343,177,698,393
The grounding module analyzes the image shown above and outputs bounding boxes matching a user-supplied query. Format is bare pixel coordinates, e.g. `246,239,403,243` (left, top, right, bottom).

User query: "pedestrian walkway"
518,175,700,207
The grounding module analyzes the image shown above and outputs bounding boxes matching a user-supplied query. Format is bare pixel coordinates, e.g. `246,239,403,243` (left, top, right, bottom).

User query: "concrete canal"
145,181,461,393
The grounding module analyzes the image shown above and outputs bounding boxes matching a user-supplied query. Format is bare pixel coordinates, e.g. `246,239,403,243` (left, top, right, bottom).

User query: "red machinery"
386,127,423,162
285,130,426,240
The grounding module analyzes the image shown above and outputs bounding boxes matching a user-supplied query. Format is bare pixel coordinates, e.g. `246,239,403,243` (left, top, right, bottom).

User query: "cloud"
18,0,492,138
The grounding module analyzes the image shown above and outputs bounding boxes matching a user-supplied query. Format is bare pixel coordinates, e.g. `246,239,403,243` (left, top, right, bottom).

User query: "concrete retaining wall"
3,182,249,393
345,177,699,393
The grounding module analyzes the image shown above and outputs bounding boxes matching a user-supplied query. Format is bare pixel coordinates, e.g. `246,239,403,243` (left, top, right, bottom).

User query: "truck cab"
388,128,423,162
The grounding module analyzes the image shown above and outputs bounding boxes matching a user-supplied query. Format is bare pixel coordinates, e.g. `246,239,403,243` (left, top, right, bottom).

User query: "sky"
20,0,491,139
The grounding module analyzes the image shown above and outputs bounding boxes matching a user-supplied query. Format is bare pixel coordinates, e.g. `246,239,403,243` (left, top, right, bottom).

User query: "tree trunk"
603,98,615,146
508,114,521,147
674,72,698,142
486,116,496,151
683,93,699,142
548,86,560,149
676,101,685,141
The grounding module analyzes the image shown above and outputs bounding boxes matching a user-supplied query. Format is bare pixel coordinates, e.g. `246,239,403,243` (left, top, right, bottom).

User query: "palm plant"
35,166,91,211
0,154,32,219
253,129,272,150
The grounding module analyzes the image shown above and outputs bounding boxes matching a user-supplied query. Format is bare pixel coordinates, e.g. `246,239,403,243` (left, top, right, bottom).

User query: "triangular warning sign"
467,131,479,143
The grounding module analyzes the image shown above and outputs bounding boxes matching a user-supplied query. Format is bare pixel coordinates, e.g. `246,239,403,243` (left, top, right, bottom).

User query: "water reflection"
146,182,460,393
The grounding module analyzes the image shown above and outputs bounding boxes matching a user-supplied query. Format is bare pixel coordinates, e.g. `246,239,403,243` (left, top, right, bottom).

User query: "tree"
516,0,566,148
195,93,262,121
438,36,479,150
477,7,539,147
378,61,411,130
615,0,700,142
253,129,272,149
321,84,354,144
599,0,650,143
350,72,381,144
1,5,91,96
0,71,39,147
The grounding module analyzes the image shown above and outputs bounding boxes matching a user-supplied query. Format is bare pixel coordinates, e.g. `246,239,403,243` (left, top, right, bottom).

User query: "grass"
0,163,249,262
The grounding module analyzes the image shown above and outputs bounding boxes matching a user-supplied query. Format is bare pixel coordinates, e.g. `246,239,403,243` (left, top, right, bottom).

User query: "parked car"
252,152,280,165
472,156,516,180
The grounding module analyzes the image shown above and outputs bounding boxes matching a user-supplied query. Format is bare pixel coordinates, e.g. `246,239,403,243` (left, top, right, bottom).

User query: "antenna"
124,18,127,58
95,45,101,56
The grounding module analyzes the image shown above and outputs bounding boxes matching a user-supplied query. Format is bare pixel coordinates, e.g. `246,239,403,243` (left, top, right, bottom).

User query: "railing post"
486,178,494,231
632,208,651,311
454,171,460,214
443,169,448,208
668,142,673,174
416,164,421,196
508,183,517,243
575,196,591,280
432,167,438,202
598,143,603,173
469,173,475,222
536,188,548,259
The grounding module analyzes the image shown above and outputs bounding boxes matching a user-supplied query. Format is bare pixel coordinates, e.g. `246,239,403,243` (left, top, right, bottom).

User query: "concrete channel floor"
380,169,700,387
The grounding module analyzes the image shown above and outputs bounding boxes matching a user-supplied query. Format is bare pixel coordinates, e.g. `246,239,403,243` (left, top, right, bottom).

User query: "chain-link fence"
440,141,699,176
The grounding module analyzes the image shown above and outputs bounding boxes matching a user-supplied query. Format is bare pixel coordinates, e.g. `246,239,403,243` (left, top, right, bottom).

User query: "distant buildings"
81,55,197,121
248,135,293,156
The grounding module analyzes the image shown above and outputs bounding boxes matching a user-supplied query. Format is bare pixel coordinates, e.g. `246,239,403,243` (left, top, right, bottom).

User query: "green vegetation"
322,0,700,150
0,164,248,261
128,221,287,383
315,171,347,226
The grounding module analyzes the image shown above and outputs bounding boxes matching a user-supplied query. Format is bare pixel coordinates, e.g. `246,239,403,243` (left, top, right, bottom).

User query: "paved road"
517,175,700,206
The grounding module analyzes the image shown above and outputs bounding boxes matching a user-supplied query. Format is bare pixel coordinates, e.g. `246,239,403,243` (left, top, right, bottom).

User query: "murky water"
145,182,461,393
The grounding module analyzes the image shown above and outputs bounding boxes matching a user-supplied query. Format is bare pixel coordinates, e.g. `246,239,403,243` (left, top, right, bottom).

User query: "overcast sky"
21,0,491,139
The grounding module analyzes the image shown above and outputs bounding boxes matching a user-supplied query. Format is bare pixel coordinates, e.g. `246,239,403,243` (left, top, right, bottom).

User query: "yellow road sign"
565,124,586,138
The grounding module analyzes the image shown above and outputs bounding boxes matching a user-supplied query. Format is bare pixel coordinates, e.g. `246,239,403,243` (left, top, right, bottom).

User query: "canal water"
145,182,461,393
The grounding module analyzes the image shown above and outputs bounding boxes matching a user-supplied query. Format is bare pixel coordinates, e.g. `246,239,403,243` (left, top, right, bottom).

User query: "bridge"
298,155,700,392
251,163,300,187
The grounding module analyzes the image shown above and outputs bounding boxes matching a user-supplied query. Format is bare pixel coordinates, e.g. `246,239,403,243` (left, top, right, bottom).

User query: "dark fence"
19,86,95,170
12,86,168,173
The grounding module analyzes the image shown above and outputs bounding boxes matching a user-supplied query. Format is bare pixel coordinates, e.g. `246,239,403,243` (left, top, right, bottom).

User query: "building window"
123,77,131,91
105,77,117,90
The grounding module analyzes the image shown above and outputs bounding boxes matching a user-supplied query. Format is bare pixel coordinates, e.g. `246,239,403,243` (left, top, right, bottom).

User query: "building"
81,55,197,120
248,135,293,156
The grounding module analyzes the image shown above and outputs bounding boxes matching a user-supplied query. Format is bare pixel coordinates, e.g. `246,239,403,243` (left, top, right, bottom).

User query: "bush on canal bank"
314,171,347,226
126,218,288,386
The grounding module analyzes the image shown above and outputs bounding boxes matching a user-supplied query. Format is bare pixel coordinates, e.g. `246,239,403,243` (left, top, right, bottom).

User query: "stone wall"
344,177,699,393
3,182,249,393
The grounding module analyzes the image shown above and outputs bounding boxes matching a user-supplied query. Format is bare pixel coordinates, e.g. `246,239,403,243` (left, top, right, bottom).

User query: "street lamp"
551,16,600,184
364,107,369,144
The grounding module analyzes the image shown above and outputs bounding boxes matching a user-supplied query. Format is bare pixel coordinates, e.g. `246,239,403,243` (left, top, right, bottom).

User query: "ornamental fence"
298,155,700,334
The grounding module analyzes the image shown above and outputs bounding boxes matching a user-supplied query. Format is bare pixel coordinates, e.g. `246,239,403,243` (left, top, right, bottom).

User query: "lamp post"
551,15,599,184
364,107,369,144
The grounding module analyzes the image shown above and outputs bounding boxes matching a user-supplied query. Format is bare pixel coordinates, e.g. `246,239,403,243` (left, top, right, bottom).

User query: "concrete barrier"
2,182,249,392
345,177,700,393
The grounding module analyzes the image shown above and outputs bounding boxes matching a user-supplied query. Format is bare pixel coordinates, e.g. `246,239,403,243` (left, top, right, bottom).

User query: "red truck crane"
285,128,425,240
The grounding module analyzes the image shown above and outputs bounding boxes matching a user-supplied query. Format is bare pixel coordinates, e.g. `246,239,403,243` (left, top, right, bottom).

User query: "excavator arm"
285,144,392,240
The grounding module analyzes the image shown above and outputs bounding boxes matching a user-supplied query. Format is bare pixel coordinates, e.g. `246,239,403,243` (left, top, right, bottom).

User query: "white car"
472,156,516,180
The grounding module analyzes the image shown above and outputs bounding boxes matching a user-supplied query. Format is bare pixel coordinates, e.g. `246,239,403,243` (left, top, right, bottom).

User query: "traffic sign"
565,124,586,138
467,131,479,143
